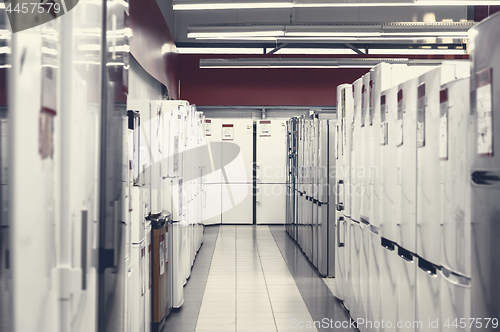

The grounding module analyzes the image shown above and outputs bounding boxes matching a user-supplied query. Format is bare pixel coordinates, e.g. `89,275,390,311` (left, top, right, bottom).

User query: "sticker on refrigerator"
159,234,165,275
417,83,426,148
361,84,366,127
260,120,271,137
476,68,494,156
173,135,179,172
380,95,388,146
396,89,404,147
336,125,339,159
141,244,145,296
205,119,212,136
369,80,374,126
222,124,234,140
439,88,449,160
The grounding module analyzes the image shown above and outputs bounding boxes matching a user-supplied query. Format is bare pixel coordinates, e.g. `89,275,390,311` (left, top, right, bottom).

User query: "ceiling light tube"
173,2,293,10
188,30,285,38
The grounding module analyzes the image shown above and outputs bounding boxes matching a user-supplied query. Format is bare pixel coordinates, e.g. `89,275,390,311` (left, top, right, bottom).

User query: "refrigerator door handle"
471,170,500,186
336,180,344,211
337,216,345,247
439,266,471,287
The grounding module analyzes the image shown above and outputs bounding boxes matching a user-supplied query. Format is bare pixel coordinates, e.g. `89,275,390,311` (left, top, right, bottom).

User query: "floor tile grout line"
255,226,279,332
193,225,221,332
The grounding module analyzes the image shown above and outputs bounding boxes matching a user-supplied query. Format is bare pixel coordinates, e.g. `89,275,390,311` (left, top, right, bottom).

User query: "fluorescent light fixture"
174,0,498,10
173,2,293,10
370,48,466,55
199,57,463,69
188,31,285,38
177,47,265,54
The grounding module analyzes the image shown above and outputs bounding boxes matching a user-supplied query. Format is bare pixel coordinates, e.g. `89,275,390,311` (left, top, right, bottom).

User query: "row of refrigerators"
127,100,208,332
286,13,500,332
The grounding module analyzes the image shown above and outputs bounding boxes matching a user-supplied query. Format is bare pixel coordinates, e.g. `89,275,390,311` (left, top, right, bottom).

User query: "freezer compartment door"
202,183,222,225
379,238,398,331
416,257,441,331
222,183,253,224
396,247,416,332
256,183,286,224
439,267,471,332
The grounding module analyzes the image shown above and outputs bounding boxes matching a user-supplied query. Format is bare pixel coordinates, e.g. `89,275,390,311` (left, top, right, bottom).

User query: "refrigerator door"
440,78,471,276
368,229,382,332
398,78,418,253
469,12,500,328
360,73,371,223
317,119,330,276
256,119,287,184
222,119,254,184
256,183,287,224
440,267,472,332
416,257,441,331
221,183,253,224
380,239,398,332
351,77,363,224
380,87,399,243
327,119,337,278
396,247,416,332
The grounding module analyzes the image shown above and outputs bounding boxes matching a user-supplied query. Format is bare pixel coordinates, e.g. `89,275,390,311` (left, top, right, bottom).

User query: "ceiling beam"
268,43,289,54
344,43,365,54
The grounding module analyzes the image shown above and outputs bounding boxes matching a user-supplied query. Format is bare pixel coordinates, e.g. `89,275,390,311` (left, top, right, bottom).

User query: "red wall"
130,0,179,99
475,5,500,22
178,54,468,107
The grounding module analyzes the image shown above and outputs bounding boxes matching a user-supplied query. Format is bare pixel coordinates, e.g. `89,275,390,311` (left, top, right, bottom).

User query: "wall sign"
476,68,494,156
439,88,449,160
417,83,426,148
260,120,271,137
222,123,234,140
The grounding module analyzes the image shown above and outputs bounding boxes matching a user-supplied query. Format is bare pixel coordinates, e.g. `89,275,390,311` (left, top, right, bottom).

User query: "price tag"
439,88,449,160
222,123,234,140
476,68,494,156
396,89,404,147
380,95,388,145
417,83,426,148
205,119,212,136
260,120,271,137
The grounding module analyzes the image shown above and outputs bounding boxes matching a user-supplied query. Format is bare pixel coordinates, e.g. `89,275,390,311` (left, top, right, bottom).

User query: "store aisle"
163,225,357,332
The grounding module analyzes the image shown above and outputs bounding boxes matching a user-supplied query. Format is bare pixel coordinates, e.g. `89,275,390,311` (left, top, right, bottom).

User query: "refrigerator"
202,118,223,225
439,78,472,331
327,118,337,278
469,12,500,332
396,78,418,332
333,84,351,300
221,119,254,224
349,76,365,320
316,116,335,277
379,86,400,331
343,82,355,313
256,119,288,224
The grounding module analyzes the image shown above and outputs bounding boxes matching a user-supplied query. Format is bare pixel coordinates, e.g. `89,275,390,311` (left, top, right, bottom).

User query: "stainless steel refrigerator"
469,12,500,331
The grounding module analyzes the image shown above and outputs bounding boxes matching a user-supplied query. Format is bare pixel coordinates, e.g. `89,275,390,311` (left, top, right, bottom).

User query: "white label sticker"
476,68,494,156
439,88,449,160
222,124,234,140
417,83,426,148
159,236,165,275
396,89,404,147
205,119,212,136
260,121,271,137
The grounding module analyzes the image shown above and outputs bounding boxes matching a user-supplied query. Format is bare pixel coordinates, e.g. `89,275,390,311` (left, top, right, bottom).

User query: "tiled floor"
163,225,357,332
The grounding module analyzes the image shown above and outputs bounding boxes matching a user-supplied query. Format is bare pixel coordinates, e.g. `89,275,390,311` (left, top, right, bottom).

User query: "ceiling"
156,0,479,55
